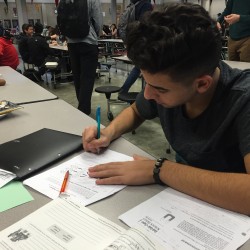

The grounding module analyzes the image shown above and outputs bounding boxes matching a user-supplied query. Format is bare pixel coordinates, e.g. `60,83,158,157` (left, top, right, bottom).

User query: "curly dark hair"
126,3,222,83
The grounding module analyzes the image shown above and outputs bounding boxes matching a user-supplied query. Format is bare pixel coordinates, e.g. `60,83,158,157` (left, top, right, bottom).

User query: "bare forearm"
161,161,250,215
103,104,144,141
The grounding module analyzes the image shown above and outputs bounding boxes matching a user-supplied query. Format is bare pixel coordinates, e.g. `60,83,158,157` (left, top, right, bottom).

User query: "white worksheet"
0,198,164,250
119,188,250,250
24,149,132,206
103,227,165,250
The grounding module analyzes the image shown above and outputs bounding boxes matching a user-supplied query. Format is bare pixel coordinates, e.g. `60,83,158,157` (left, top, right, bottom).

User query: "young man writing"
83,3,250,215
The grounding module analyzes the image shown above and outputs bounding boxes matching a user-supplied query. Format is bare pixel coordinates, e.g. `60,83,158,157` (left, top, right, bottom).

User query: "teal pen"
96,106,101,139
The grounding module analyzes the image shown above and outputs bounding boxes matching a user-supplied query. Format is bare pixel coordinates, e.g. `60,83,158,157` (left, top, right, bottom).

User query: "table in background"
112,55,145,88
0,66,57,104
49,44,68,51
98,39,123,44
112,55,131,63
98,38,125,56
112,55,133,74
224,60,250,70
49,44,73,81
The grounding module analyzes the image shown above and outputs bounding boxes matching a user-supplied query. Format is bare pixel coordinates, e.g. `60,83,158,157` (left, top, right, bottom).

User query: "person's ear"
194,75,213,94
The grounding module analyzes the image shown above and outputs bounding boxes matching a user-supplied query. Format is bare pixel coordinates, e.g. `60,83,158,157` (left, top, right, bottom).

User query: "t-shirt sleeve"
135,90,158,119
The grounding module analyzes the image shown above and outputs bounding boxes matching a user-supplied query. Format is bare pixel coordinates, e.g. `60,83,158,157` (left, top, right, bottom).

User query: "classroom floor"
20,57,175,161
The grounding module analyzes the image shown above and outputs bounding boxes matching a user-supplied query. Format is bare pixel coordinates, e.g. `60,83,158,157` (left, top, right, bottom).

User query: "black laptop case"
0,128,82,180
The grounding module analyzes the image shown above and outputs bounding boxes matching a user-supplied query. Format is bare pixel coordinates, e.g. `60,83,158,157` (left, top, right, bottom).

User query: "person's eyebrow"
147,82,168,91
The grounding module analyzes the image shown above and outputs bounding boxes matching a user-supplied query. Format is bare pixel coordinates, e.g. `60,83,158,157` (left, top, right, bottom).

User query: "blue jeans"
120,66,140,93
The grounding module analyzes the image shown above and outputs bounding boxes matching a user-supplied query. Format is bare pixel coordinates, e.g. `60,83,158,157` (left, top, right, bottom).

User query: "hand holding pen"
96,106,101,139
83,106,112,153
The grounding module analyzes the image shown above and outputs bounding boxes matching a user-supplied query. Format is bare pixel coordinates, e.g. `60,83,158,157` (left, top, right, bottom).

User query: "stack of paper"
119,188,250,250
24,149,133,206
0,198,164,250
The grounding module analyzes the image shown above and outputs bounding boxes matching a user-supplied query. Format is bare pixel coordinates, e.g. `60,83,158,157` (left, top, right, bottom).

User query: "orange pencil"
59,170,69,194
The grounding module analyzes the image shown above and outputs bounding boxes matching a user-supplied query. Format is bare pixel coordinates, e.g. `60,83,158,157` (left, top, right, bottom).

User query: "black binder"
0,128,82,180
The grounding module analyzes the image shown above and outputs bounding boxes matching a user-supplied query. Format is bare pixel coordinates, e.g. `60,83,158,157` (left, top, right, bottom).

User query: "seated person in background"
18,23,33,63
0,29,19,69
27,22,55,74
47,26,58,42
48,26,55,36
50,25,60,36
83,3,250,215
110,24,118,38
42,25,58,43
102,25,111,37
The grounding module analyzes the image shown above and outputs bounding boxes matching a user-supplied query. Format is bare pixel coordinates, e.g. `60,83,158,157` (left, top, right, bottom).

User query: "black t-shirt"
136,61,250,173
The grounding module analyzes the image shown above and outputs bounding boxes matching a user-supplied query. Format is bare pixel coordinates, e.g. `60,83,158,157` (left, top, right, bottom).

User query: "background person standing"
119,0,153,94
67,0,102,115
217,0,250,62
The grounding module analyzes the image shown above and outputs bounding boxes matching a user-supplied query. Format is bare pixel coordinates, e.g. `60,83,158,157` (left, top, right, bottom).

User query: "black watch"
153,157,167,185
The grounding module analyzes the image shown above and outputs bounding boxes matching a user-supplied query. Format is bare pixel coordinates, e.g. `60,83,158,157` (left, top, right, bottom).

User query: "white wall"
0,0,227,29
209,0,226,19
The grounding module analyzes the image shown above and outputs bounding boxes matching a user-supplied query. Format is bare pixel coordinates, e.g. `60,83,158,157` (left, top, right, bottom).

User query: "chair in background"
118,92,139,134
23,62,42,83
95,72,145,121
221,36,228,60
95,85,121,121
96,62,112,83
44,61,59,89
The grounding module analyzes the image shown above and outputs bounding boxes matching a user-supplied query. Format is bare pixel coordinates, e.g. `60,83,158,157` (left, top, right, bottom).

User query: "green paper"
0,181,33,212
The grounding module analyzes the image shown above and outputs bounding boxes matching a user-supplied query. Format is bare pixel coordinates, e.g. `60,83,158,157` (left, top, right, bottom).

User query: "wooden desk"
0,66,57,104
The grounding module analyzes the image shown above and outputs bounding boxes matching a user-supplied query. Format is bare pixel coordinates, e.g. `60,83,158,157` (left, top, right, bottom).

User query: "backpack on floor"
57,0,90,39
118,1,141,43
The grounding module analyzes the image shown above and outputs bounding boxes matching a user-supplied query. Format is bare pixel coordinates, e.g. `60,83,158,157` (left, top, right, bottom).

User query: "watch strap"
153,157,167,185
